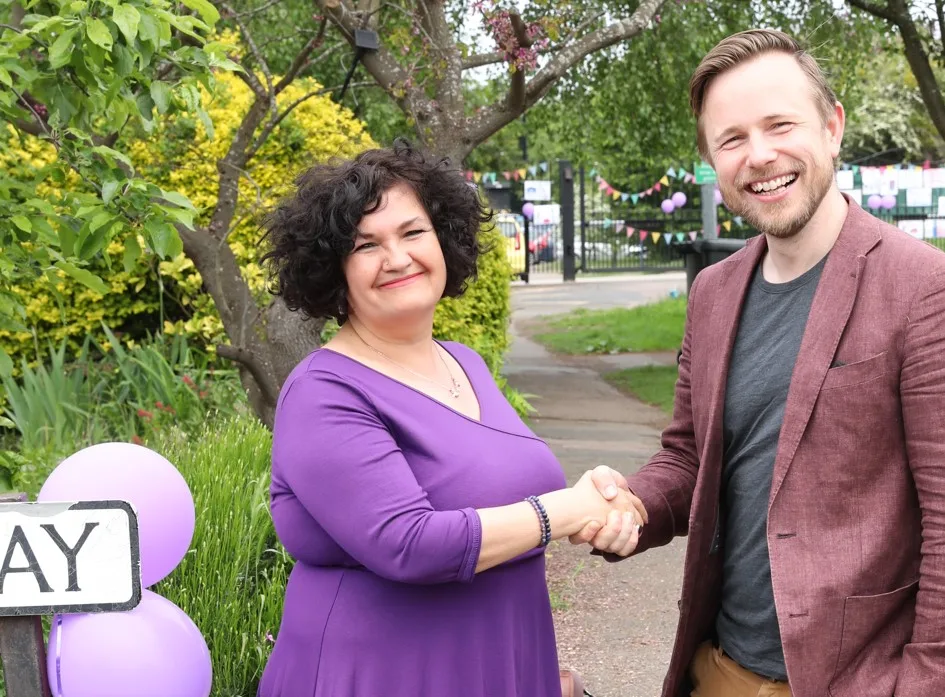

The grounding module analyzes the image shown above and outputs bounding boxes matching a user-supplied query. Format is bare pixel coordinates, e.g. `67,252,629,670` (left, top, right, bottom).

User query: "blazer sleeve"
620,271,705,555
272,371,482,585
896,268,945,695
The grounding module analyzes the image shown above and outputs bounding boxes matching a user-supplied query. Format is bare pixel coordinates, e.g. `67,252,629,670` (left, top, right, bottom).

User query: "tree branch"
846,0,901,24
468,0,665,150
221,2,275,101
935,0,945,60
274,20,330,94
246,81,374,160
504,12,532,114
233,0,286,19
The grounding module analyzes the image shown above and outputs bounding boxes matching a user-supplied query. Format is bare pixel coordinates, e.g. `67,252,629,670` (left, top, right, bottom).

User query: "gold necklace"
349,324,462,399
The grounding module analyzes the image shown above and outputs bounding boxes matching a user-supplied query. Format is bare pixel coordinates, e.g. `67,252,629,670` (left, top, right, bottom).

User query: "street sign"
0,500,140,616
694,161,717,185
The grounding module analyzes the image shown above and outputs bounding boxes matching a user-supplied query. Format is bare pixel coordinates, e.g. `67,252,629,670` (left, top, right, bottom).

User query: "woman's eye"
355,242,376,252
405,229,425,238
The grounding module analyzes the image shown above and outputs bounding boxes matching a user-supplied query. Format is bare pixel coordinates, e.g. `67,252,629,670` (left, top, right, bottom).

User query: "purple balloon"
38,443,194,587
48,590,211,697
660,198,675,214
881,194,897,209
867,194,883,210
671,191,687,208
713,188,724,206
522,202,535,220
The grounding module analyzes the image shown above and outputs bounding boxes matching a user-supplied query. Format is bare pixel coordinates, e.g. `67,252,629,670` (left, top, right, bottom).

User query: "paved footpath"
502,273,689,697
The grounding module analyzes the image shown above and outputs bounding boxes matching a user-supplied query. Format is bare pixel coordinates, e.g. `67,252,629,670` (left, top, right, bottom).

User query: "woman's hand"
567,466,647,557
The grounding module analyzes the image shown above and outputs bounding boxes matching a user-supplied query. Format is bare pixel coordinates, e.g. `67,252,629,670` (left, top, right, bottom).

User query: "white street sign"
0,501,140,616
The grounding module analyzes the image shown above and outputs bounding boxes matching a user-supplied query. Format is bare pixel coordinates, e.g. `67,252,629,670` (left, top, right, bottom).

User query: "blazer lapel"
701,237,766,482
768,202,882,504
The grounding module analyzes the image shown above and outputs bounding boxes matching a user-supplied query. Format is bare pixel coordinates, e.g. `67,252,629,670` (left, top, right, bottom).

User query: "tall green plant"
153,417,290,697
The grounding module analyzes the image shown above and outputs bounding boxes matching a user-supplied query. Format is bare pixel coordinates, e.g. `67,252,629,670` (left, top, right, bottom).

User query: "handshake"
566,466,647,557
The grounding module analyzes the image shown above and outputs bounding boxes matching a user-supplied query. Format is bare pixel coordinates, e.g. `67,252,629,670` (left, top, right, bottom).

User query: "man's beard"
721,156,834,239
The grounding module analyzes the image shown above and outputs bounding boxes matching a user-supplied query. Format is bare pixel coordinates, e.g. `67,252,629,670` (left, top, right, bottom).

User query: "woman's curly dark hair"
261,139,493,323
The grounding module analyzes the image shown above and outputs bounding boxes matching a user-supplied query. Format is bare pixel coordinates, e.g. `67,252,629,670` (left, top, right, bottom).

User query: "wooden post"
0,493,52,697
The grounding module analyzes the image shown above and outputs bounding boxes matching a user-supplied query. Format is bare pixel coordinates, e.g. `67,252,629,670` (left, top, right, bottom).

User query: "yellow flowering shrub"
1,70,374,361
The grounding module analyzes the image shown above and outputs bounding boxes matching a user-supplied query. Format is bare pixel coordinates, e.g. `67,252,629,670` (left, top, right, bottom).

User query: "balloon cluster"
40,443,210,697
660,191,688,214
867,194,897,210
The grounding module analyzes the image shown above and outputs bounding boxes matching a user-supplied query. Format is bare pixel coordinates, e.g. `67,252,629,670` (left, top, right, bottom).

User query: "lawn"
532,296,686,355
604,365,679,416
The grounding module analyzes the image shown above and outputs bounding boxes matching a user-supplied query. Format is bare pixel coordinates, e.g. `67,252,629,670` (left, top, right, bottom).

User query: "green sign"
694,161,717,185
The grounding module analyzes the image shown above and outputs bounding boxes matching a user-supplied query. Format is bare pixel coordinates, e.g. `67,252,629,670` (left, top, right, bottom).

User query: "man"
575,28,945,697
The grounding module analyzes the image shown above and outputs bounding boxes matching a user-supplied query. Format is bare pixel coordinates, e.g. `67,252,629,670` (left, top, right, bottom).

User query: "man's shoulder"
690,236,759,296
873,220,945,268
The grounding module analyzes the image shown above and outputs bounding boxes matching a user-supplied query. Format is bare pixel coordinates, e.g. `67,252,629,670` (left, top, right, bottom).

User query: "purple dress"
258,342,567,697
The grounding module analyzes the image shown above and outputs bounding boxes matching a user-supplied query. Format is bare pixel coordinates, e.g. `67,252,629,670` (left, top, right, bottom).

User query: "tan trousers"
690,641,792,697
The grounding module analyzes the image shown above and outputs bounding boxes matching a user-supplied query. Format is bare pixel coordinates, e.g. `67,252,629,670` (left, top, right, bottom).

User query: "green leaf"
159,189,195,210
181,0,220,26
0,67,10,87
150,80,172,114
49,28,79,69
138,11,159,43
112,4,140,44
85,17,114,51
88,210,115,233
196,106,214,140
11,215,31,233
157,206,195,230
122,233,141,272
0,348,12,380
91,145,133,172
144,218,181,258
102,179,121,205
30,217,58,245
58,224,76,257
55,261,109,295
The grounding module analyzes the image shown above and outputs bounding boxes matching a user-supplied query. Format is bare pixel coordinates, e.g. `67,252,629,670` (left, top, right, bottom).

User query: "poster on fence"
523,180,552,201
906,188,933,207
531,204,560,225
897,168,925,190
897,219,925,239
925,169,945,188
835,170,854,190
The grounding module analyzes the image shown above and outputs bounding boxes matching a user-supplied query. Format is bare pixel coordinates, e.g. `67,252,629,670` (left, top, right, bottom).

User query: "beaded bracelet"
525,495,551,547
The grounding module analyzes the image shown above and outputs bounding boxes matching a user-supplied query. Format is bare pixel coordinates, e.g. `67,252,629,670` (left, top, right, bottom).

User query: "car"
528,229,556,264
494,213,526,275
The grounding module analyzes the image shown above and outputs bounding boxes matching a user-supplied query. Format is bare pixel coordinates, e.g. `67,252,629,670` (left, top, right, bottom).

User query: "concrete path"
503,274,689,697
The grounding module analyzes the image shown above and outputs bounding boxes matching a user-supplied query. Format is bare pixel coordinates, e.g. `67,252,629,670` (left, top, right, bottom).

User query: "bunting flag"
640,230,647,241
631,194,639,204
659,175,670,186
689,231,698,241
667,167,677,179
733,216,743,226
716,225,722,235
504,171,512,180
663,233,673,245
626,226,635,237
675,232,686,242
473,172,482,183
612,190,621,200
540,162,549,173
621,193,631,202
588,168,597,177
677,168,688,179
528,165,538,176
517,168,527,179
722,220,732,231
651,232,661,245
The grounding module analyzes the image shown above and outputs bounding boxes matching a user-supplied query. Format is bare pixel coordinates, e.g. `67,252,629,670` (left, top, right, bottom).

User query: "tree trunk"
897,16,945,144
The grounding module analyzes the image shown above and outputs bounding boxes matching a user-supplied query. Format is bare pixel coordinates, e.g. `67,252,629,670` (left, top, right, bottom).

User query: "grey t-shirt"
714,255,826,681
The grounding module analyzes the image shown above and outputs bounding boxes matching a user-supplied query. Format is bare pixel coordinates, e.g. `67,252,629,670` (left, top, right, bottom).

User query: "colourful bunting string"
663,233,672,245
659,176,670,186
651,232,661,245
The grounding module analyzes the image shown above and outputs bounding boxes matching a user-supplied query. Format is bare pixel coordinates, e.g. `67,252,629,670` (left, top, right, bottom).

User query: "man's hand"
569,465,648,557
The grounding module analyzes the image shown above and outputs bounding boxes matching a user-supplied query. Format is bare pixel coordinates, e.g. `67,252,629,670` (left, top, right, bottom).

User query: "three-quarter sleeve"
272,371,482,584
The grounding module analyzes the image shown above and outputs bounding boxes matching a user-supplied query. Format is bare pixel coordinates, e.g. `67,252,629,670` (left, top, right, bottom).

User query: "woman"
258,141,641,697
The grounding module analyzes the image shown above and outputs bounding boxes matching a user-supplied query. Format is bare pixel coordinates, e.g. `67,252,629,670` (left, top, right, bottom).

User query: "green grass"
604,365,679,416
532,296,686,355
153,416,290,697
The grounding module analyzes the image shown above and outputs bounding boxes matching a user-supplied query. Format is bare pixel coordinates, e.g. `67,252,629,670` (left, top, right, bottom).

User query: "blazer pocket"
829,579,918,697
822,351,888,391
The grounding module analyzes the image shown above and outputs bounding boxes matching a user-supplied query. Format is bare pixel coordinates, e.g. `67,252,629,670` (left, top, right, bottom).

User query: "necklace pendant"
449,380,461,398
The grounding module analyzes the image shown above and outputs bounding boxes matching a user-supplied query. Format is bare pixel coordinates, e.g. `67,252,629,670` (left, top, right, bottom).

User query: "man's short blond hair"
689,29,837,160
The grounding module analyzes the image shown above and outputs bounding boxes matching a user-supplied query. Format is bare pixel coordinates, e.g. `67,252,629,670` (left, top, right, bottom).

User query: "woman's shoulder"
438,340,489,368
279,349,375,406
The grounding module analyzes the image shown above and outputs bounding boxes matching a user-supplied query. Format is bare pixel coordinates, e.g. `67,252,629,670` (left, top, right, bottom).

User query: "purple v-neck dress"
258,341,567,697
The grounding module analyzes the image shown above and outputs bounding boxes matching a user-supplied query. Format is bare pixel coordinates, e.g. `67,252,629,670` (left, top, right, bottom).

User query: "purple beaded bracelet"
525,495,551,547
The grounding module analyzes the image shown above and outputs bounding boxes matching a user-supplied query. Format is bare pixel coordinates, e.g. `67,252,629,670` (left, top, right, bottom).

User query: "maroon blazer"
626,200,945,697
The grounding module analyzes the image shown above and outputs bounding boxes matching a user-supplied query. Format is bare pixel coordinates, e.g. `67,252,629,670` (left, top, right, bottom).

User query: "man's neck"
761,188,848,284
